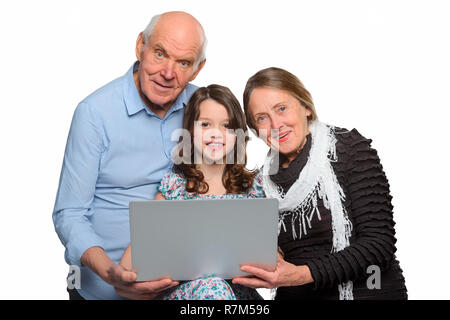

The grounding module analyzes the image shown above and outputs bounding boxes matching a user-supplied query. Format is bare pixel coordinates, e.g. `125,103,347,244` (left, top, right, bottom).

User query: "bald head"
142,11,207,68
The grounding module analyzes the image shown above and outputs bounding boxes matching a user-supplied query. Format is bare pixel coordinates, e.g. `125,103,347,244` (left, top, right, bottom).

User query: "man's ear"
135,32,145,62
190,59,206,81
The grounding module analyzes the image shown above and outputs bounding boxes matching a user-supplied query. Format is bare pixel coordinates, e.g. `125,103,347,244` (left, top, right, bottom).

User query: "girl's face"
248,87,311,162
193,99,236,164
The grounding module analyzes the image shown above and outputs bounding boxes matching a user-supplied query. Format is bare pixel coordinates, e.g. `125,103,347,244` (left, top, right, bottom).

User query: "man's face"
135,21,205,110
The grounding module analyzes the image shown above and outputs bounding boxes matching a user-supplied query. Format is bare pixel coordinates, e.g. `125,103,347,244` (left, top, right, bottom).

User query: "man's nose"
160,60,176,80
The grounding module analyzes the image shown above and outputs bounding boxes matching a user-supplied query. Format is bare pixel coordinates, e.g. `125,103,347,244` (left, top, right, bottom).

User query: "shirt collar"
123,61,147,116
123,61,187,118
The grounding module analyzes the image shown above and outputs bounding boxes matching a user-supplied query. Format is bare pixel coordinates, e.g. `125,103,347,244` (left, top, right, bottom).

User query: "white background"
1,0,449,300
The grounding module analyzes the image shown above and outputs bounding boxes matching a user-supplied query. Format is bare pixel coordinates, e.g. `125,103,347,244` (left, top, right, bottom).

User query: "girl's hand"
232,252,314,289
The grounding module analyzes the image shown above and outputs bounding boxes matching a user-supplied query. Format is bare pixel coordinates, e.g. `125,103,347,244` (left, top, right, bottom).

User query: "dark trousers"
67,288,85,300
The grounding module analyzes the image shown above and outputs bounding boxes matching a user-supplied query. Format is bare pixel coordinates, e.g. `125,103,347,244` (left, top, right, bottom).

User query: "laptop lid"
129,198,278,281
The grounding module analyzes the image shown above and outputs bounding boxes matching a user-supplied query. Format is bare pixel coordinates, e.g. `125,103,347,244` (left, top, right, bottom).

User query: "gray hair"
142,14,207,71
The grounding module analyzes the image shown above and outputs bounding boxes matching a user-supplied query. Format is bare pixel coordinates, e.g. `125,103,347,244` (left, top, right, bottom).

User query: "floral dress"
155,170,266,300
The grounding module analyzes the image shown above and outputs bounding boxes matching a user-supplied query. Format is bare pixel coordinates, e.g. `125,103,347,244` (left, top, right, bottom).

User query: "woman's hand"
232,252,314,289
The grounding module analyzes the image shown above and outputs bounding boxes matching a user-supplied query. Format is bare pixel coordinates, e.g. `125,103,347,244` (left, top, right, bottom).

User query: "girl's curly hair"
173,84,257,194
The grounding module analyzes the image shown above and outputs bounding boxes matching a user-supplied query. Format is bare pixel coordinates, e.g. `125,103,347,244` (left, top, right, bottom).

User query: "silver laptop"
129,198,278,281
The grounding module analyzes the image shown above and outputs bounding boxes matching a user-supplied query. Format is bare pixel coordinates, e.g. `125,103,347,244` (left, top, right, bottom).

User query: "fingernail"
165,280,174,286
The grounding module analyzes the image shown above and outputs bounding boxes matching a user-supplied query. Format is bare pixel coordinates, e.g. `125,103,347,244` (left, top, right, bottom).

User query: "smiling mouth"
278,131,291,142
206,141,225,150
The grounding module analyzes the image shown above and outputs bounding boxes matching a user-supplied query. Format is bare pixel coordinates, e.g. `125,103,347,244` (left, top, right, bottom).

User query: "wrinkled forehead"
249,87,294,110
151,16,203,59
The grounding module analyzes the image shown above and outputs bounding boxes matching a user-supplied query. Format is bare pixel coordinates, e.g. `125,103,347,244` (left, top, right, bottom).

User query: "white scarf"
262,120,354,300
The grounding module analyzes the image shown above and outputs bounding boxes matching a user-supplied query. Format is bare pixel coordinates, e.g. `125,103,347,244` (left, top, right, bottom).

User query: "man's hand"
106,263,179,300
81,246,179,300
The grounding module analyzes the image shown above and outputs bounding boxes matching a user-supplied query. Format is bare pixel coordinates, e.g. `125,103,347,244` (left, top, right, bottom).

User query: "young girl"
120,84,265,300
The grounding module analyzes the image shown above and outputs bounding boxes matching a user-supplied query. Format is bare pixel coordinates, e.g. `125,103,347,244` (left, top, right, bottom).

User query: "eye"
256,115,267,123
223,123,230,129
200,121,209,128
179,61,190,67
155,51,164,59
278,106,287,112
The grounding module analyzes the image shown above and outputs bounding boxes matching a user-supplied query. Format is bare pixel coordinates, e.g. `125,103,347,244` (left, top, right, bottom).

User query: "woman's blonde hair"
243,67,318,131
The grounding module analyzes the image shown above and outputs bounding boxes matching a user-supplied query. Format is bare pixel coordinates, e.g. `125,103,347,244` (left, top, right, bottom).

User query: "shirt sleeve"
52,102,106,267
305,129,399,289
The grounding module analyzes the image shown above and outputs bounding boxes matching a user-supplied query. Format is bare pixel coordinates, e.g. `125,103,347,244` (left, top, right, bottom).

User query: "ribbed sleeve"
306,129,398,290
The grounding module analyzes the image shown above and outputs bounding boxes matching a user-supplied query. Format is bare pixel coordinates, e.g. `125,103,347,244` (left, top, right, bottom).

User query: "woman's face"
248,87,311,161
193,99,236,164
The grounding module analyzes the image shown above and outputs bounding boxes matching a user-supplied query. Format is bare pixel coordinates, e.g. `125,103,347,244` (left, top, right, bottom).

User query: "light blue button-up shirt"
53,62,198,299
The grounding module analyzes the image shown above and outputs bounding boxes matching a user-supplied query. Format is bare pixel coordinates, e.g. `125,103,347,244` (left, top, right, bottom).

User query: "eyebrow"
272,102,287,109
154,43,195,63
253,102,289,120
253,112,267,118
197,117,230,122
255,102,287,115
154,43,168,56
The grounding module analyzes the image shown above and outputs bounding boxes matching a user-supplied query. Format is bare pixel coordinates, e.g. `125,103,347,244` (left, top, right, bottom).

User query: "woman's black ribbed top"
272,127,407,300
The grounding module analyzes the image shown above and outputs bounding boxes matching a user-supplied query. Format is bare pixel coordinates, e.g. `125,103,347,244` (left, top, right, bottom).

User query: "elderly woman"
232,67,407,300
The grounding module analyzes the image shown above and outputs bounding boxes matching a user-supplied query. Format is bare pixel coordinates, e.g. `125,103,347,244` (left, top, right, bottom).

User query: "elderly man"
53,12,206,300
